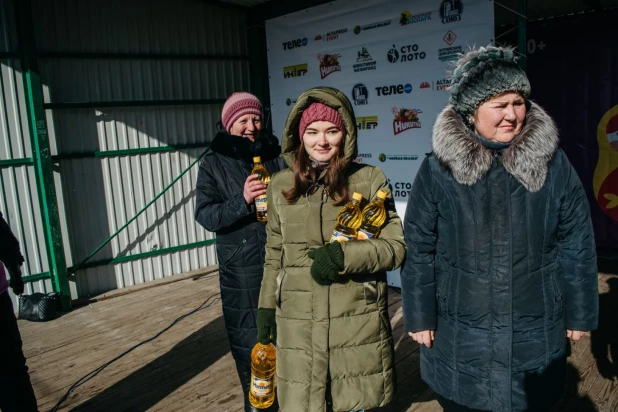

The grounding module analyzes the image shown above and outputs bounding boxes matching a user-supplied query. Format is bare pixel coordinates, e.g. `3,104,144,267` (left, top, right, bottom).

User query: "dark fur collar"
210,131,282,164
432,102,559,192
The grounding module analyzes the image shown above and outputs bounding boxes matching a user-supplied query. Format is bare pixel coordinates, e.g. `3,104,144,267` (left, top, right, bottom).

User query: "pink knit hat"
221,92,263,132
299,102,345,140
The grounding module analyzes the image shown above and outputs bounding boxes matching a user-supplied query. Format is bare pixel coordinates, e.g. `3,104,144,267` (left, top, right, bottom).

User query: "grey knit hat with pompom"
449,45,531,119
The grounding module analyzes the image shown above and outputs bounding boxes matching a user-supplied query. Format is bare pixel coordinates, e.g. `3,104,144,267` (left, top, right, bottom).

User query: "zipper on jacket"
222,239,247,267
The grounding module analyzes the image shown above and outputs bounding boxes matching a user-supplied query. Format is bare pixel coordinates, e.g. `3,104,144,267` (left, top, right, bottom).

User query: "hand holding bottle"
243,174,267,205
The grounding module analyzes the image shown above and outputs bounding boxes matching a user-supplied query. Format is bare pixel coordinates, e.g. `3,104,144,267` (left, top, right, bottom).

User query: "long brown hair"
282,139,349,206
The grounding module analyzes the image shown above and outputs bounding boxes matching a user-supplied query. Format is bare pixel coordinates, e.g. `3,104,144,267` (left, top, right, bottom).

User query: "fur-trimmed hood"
432,102,559,192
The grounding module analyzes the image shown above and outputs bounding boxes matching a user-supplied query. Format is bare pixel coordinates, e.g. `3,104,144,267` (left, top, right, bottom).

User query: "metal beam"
247,22,271,131
518,0,527,71
0,51,19,59
16,0,71,310
0,158,34,168
21,272,51,283
249,0,332,23
44,98,226,110
38,51,249,60
52,143,210,161
68,239,217,273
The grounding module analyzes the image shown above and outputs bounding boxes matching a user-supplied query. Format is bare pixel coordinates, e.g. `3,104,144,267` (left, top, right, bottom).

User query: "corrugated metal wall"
0,0,55,301
1,0,251,301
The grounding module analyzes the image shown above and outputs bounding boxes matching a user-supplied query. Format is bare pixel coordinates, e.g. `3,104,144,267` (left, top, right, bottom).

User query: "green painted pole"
16,0,71,310
518,0,527,71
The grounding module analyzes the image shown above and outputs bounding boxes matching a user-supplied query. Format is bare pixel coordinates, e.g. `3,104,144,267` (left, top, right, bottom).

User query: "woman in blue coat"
401,46,599,411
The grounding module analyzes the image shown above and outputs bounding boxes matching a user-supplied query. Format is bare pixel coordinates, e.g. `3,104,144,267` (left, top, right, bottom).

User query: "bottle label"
255,195,268,214
250,374,273,398
357,229,376,240
330,230,355,243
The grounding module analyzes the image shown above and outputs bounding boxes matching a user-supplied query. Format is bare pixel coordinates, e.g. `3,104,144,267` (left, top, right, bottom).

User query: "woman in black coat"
401,46,599,411
195,92,285,412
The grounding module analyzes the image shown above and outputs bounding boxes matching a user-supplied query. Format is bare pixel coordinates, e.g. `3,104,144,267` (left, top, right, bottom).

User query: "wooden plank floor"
19,272,618,412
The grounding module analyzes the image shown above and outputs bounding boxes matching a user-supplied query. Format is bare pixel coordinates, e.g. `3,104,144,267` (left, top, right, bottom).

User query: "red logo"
392,107,422,135
443,30,457,45
314,34,323,41
420,81,431,89
318,54,342,79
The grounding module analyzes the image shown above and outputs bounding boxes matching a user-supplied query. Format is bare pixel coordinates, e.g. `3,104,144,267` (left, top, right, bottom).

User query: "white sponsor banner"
266,0,494,287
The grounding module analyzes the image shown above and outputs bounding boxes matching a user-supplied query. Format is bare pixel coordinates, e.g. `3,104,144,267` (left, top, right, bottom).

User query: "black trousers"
0,291,38,412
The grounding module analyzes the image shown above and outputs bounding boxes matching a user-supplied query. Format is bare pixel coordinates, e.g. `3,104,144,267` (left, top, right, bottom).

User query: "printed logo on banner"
354,47,377,72
392,107,422,135
378,153,419,162
436,78,452,90
354,153,373,163
419,81,432,89
282,37,309,50
438,30,462,62
283,63,308,79
315,28,348,42
391,181,413,198
440,0,463,24
318,53,342,79
387,44,426,63
443,30,457,45
375,83,413,96
399,10,432,25
353,19,392,35
352,84,369,105
357,116,378,130
285,98,298,106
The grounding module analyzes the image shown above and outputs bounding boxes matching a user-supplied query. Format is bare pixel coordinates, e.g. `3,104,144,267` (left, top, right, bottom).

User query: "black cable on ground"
48,293,221,412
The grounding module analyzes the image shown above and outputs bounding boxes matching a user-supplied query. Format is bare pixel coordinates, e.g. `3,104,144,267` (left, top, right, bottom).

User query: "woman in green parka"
256,87,406,412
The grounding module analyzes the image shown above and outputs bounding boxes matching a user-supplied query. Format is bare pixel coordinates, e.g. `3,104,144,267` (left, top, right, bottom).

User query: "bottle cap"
253,156,262,163
352,192,363,201
376,190,387,199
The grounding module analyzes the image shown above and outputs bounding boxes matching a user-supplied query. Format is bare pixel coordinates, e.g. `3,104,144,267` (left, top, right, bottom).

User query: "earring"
468,116,474,124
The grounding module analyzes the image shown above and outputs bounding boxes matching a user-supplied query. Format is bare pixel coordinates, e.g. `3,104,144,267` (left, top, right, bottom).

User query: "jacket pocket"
363,280,378,305
276,269,286,309
549,270,564,321
436,267,451,317
379,309,393,337
221,239,247,268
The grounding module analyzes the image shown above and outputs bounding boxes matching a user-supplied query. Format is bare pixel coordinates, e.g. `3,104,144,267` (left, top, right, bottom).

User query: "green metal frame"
67,239,216,272
53,143,209,160
16,0,71,310
0,158,34,168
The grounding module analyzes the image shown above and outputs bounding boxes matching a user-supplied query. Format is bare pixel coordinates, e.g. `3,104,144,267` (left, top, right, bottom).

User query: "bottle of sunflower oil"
252,156,270,222
330,192,363,242
357,190,388,240
249,342,276,408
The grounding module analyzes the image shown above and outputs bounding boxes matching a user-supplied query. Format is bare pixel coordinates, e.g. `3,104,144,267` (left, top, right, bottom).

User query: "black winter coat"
401,103,599,411
195,131,285,405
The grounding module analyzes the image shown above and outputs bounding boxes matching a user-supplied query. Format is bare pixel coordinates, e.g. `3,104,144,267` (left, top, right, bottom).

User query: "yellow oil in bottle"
251,156,270,222
249,342,276,408
357,190,388,239
330,192,364,242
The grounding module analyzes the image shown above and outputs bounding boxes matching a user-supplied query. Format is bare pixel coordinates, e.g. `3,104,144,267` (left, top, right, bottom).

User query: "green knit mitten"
307,241,345,286
257,308,276,344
